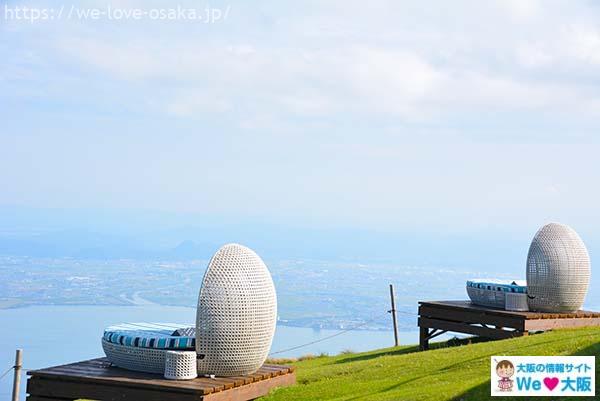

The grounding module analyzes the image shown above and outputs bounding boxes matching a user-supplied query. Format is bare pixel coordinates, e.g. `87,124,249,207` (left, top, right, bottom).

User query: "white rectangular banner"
491,356,595,397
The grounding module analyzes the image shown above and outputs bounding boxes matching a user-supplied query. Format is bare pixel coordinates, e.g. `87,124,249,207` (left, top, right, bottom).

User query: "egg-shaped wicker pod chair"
196,243,277,376
526,222,590,313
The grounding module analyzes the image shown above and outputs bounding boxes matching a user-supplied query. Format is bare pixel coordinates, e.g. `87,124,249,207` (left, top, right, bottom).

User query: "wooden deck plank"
28,368,214,394
226,375,254,386
248,371,267,382
256,367,277,378
260,365,287,376
28,358,227,394
27,376,200,401
204,372,296,401
200,377,235,390
419,301,600,319
27,358,295,400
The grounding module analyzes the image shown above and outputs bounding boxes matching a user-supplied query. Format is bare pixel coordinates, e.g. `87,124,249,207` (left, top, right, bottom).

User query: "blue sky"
2,0,600,237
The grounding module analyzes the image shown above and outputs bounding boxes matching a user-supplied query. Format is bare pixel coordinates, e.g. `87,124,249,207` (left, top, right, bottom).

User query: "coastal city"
0,255,485,331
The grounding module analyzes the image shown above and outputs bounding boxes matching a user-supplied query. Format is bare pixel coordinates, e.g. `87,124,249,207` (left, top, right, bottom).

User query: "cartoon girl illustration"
496,360,515,392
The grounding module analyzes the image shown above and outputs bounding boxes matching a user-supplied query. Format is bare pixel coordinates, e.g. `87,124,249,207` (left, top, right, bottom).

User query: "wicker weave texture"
505,293,529,311
526,222,590,313
102,338,167,374
164,351,197,380
466,286,506,309
196,243,277,376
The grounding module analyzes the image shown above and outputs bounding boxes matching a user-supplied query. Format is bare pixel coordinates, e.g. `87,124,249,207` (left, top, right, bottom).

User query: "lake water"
0,304,429,399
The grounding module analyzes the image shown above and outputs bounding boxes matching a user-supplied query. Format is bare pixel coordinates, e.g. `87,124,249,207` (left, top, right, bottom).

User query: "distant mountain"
0,224,532,268
0,205,597,270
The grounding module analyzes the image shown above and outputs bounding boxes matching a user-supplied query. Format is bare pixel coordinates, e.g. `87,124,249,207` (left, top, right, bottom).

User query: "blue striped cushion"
103,323,195,350
466,279,527,294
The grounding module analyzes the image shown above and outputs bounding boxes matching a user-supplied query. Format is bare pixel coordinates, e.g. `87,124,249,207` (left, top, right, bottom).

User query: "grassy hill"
261,327,600,401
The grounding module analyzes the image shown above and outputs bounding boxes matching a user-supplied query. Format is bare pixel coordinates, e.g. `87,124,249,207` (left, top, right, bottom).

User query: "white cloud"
564,24,600,65
341,47,442,115
4,0,600,133
499,0,542,21
516,43,555,68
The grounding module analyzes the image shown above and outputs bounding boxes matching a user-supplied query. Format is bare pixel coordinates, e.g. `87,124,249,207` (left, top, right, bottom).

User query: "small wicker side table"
505,293,529,311
164,351,197,380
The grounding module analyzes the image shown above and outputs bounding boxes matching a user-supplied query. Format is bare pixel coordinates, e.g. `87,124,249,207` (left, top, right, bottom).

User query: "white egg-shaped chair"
102,243,277,377
196,243,277,376
526,223,590,313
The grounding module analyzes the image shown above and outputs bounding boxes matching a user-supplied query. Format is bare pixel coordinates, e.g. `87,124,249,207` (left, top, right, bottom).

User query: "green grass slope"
261,327,600,401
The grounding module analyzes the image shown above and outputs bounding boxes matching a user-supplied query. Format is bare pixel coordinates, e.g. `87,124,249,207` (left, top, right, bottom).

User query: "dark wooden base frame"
26,358,295,401
418,301,600,351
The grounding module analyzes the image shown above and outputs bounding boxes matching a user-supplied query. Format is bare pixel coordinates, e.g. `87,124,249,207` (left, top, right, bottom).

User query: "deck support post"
419,326,429,351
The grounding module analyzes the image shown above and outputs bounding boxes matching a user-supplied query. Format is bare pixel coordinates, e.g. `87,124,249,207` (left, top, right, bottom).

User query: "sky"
2,0,600,239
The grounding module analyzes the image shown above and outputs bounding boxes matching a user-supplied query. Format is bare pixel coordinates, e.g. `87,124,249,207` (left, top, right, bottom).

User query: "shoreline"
0,302,403,332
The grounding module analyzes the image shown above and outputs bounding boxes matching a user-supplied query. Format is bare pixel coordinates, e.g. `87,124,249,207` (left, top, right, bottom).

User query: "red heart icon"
543,377,559,391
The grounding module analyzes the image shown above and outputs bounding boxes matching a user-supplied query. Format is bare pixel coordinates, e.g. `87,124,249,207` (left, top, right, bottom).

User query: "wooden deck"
26,358,295,401
418,300,600,350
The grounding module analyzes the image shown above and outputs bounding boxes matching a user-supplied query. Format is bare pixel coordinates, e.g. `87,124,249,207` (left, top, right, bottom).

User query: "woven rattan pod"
526,223,590,313
196,244,277,376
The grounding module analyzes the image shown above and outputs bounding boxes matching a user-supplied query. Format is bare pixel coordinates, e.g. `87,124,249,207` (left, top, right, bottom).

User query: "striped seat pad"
103,323,195,350
466,279,527,294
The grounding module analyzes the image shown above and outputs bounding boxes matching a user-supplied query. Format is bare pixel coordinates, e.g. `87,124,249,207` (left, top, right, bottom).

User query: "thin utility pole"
12,349,22,401
389,284,399,347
